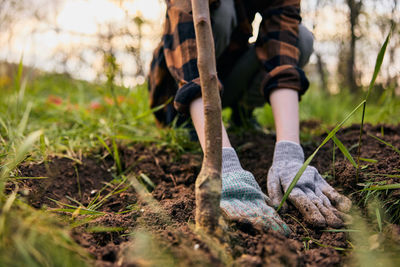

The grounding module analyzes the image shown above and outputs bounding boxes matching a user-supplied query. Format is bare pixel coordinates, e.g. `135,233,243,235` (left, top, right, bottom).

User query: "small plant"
191,0,222,234
355,28,393,181
50,177,130,216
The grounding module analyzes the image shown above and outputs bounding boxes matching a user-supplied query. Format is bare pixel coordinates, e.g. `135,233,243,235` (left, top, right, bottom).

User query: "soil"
14,123,400,266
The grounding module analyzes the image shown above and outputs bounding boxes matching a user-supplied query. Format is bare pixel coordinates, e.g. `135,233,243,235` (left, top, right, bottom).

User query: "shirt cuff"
174,77,223,114
261,65,309,103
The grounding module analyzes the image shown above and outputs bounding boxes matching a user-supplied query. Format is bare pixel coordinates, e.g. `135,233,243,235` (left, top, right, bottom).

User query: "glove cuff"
222,147,244,173
273,141,304,163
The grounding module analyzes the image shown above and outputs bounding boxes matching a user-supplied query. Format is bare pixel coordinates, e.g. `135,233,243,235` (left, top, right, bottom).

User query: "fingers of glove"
316,175,352,212
315,187,332,207
220,200,240,218
262,192,274,207
259,203,291,235
288,188,326,227
315,187,347,222
251,200,291,236
267,167,287,210
304,188,343,228
221,200,290,236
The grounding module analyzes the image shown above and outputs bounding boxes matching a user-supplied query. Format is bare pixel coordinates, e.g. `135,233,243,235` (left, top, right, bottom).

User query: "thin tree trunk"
346,0,362,93
315,52,328,92
191,0,222,233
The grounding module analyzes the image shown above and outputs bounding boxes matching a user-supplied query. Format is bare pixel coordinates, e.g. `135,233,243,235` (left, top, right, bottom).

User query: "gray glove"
220,148,291,235
267,141,352,228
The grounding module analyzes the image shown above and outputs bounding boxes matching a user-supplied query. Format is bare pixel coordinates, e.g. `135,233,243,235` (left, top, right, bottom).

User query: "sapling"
190,0,222,233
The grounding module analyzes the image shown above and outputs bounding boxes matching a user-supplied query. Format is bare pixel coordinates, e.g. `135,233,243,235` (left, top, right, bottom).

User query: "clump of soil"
14,123,400,266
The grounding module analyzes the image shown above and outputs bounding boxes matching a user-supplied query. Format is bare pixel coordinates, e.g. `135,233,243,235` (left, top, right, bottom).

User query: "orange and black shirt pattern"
148,0,309,125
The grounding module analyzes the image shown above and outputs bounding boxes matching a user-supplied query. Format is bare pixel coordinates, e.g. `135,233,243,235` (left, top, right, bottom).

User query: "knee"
298,24,314,68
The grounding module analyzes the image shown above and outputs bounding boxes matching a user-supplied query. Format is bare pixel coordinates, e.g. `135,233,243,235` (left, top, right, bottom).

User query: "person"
148,0,351,235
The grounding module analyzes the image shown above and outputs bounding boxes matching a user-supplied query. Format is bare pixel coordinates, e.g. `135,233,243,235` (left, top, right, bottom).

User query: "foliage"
0,198,89,267
254,86,400,132
0,62,195,266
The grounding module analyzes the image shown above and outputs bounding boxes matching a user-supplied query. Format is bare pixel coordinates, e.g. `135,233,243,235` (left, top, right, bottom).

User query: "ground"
12,123,400,266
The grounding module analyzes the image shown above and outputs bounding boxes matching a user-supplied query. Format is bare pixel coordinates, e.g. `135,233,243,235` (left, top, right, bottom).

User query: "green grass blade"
97,136,112,155
51,208,105,216
12,130,42,166
15,55,24,92
40,133,46,159
359,158,378,163
66,196,84,207
356,28,392,181
364,173,400,178
47,198,79,209
303,237,347,251
366,27,392,100
0,117,9,134
368,133,400,155
0,191,17,234
17,102,33,136
131,98,171,122
139,173,155,189
278,100,365,211
85,226,125,233
332,134,357,167
375,208,382,232
112,138,122,174
0,130,42,193
361,183,400,191
14,176,49,180
322,229,361,233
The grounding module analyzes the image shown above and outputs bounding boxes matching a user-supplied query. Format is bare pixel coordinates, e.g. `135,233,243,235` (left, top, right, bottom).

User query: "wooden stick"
191,0,222,233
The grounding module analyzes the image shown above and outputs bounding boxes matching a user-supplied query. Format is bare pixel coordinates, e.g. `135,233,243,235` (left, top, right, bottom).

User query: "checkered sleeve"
256,0,309,102
162,0,222,114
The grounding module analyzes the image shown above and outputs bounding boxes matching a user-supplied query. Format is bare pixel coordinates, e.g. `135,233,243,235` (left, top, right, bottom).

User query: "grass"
0,194,89,267
0,65,177,266
254,85,400,134
0,71,195,163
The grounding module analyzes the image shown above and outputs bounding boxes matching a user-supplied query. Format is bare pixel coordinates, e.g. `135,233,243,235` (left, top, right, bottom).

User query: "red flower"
90,101,102,110
104,97,114,105
47,95,63,105
117,95,125,103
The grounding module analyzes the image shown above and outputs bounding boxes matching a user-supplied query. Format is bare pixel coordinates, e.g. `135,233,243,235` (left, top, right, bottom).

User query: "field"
1,66,400,266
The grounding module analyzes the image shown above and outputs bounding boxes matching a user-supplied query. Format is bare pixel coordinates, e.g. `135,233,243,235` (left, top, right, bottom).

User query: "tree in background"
345,0,363,93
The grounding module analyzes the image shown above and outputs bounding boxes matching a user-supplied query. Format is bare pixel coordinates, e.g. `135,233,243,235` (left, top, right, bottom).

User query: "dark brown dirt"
14,123,400,266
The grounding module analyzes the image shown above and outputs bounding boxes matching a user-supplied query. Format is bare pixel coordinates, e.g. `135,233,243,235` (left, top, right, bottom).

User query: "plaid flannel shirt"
148,0,309,125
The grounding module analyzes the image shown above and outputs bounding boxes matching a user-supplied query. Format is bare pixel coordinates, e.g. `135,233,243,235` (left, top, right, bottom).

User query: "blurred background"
0,0,165,87
0,0,398,91
0,0,399,131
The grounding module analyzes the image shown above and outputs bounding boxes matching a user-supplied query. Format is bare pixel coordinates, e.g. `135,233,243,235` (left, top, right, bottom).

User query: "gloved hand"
220,148,291,235
267,141,352,228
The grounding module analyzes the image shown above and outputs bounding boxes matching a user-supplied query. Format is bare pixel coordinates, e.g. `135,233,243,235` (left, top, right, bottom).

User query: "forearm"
190,97,232,151
270,89,300,144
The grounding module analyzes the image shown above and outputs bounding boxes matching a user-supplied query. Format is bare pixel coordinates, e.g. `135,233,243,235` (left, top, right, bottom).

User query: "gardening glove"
220,147,291,236
267,141,352,228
